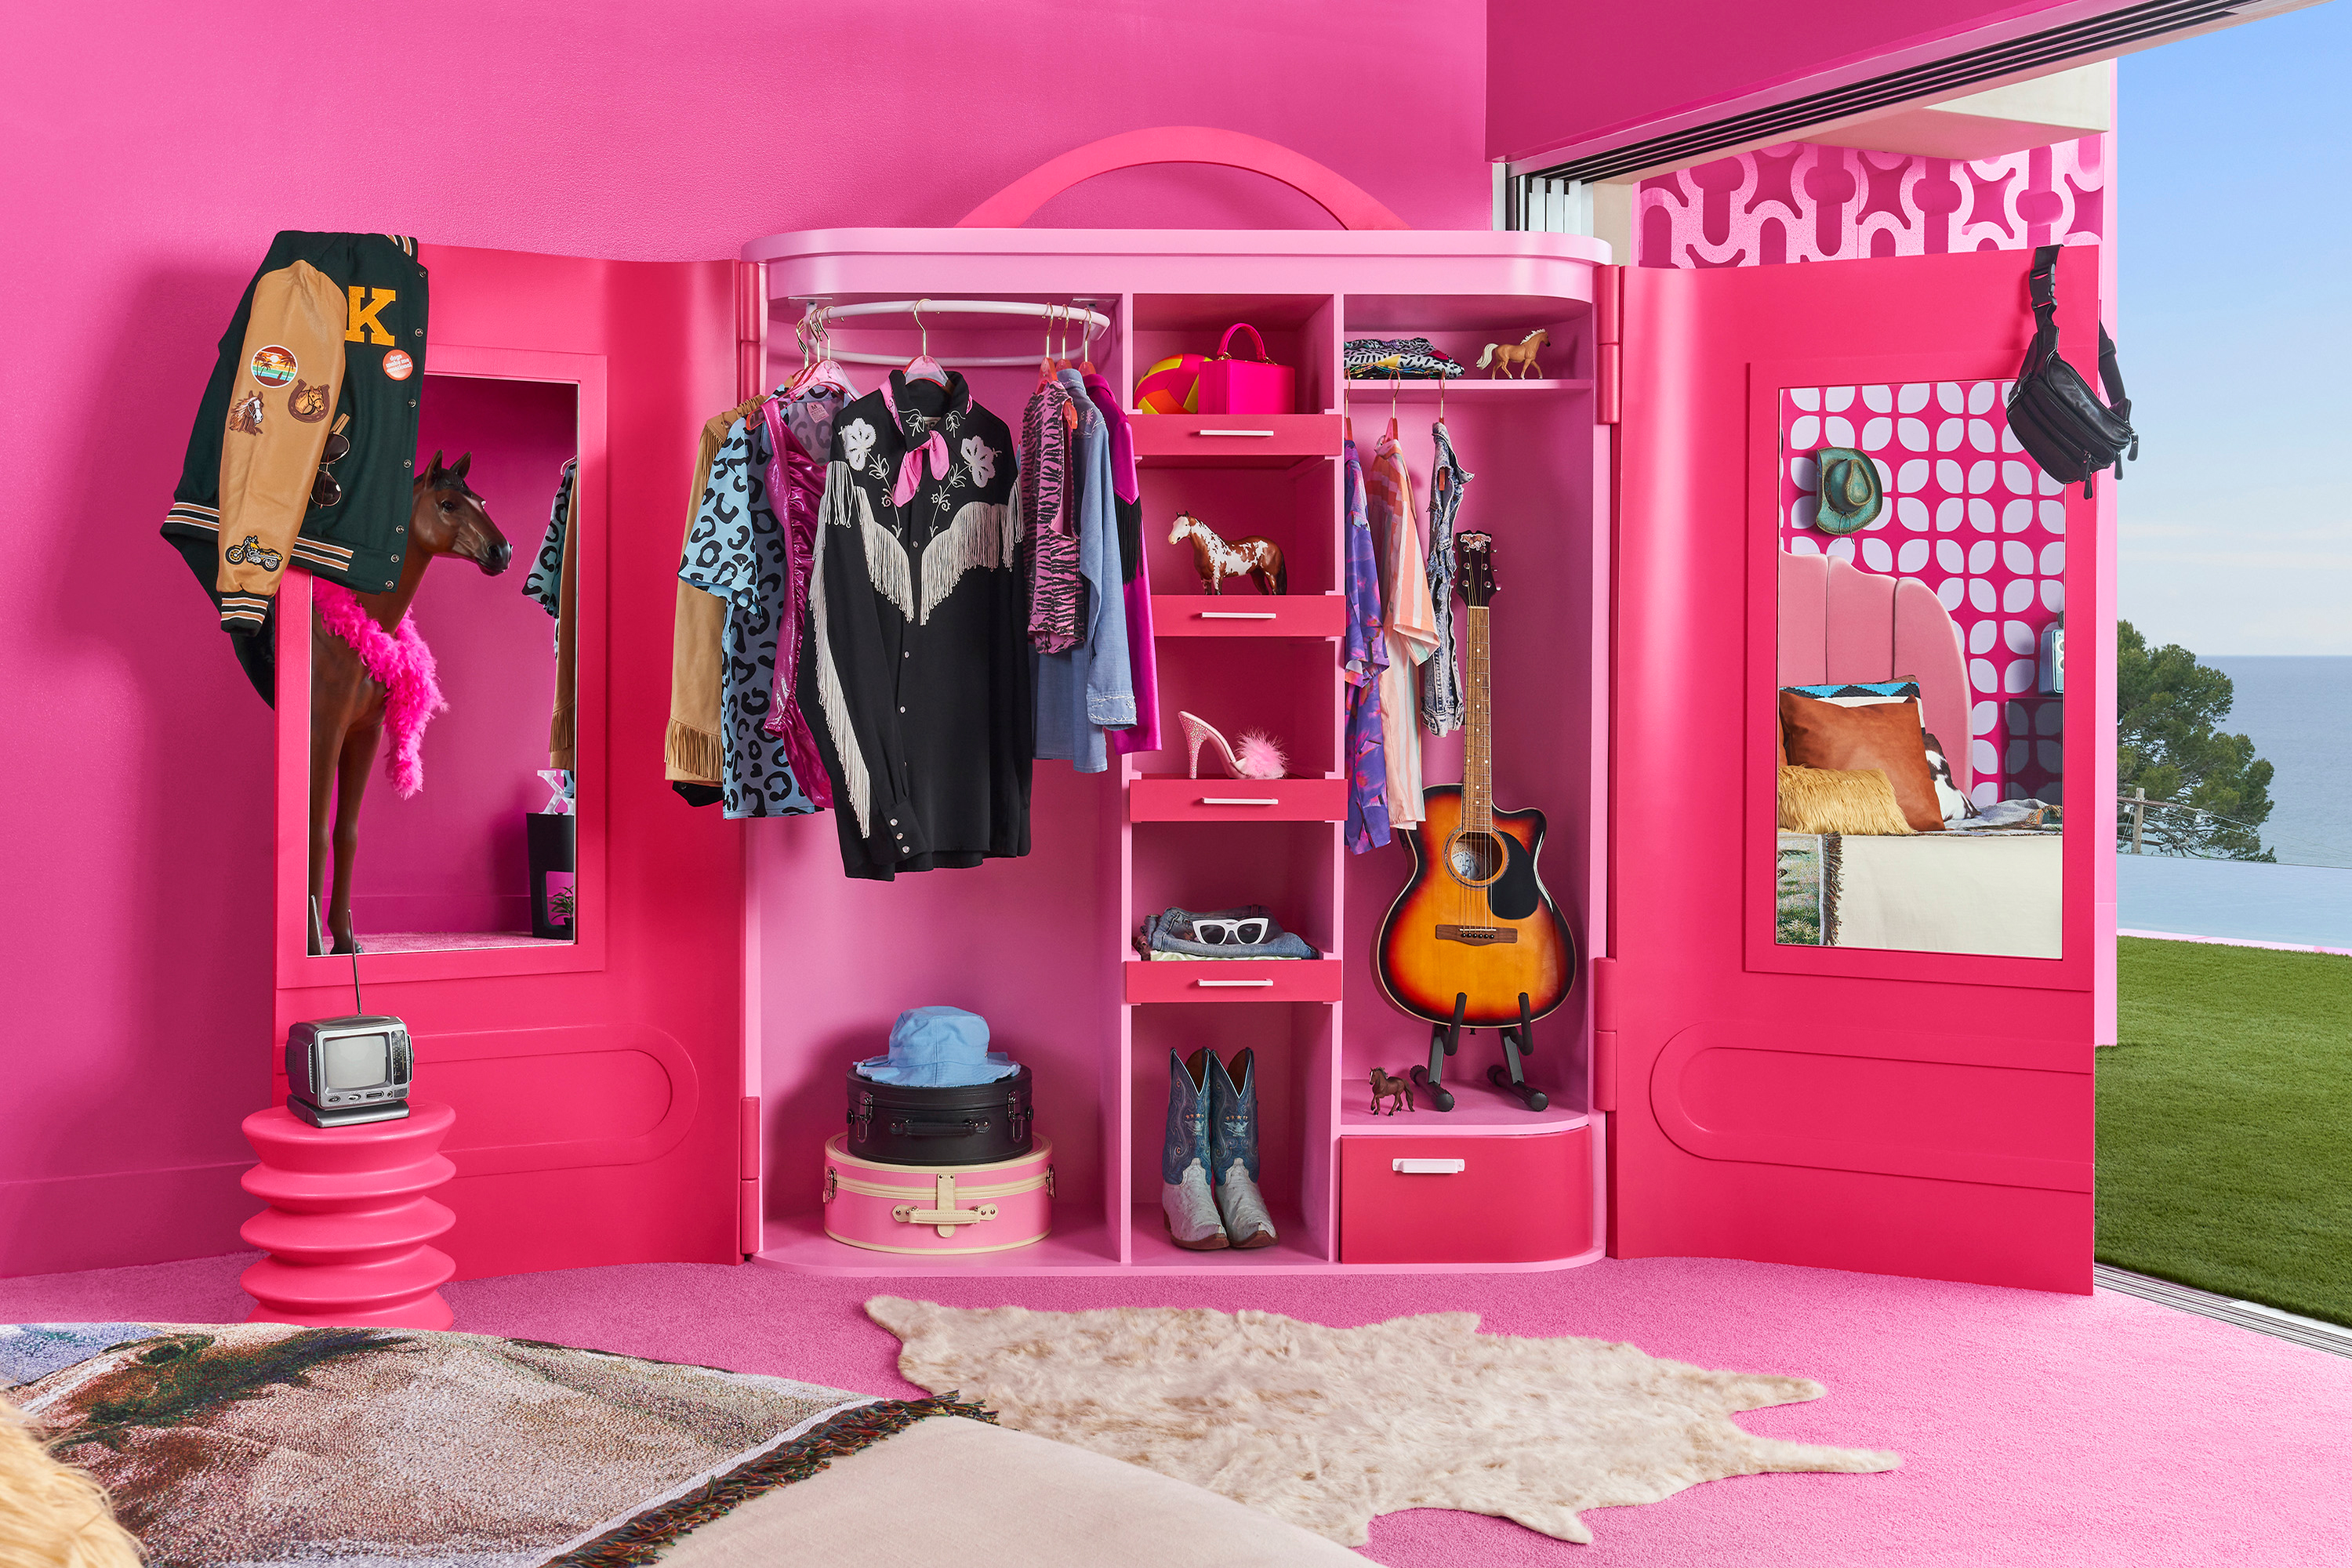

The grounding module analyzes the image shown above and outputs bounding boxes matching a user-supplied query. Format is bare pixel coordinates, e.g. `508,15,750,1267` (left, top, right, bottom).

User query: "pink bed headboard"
1777,551,1972,792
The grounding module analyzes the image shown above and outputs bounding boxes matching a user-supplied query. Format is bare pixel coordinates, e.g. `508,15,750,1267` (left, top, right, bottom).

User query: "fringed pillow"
1778,765,1915,836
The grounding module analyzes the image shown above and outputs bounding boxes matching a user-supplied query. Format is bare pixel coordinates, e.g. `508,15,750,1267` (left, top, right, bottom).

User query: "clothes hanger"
1076,307,1098,378
903,298,949,387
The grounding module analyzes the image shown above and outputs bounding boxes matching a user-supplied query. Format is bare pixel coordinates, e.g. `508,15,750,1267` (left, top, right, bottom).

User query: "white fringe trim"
814,463,873,838
851,490,916,625
918,502,1015,624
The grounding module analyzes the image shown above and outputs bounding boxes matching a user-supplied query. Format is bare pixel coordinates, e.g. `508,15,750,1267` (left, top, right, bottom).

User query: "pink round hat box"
822,1134,1054,1255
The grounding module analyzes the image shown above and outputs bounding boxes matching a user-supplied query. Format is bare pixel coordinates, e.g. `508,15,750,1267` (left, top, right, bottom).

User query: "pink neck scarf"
880,376,953,505
315,579,445,797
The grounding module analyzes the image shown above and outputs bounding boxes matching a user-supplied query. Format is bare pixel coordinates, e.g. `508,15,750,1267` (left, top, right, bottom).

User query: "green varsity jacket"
163,231,429,702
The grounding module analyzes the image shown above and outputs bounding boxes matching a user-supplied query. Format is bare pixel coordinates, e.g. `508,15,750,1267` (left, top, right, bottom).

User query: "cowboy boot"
1163,1049,1227,1250
1207,1047,1277,1249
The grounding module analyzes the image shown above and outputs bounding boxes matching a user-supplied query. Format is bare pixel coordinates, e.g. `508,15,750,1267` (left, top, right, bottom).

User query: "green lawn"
2100,936,2352,1325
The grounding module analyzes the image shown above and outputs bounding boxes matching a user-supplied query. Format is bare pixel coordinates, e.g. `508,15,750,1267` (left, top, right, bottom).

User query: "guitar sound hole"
1445,829,1507,887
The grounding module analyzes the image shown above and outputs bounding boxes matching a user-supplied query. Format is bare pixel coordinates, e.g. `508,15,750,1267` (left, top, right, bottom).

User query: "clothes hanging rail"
789,298,1113,367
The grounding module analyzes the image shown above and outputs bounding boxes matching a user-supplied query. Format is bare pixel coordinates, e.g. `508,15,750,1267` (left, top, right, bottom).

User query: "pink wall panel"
1636,139,2106,267
338,376,576,936
2,0,1488,1276
1486,1,2100,164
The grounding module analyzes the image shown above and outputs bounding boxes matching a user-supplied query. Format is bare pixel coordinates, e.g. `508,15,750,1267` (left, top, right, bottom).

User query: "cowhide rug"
866,1298,1898,1546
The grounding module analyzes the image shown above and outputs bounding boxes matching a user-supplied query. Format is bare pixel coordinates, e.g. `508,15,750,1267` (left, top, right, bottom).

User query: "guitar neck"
1464,605,1493,829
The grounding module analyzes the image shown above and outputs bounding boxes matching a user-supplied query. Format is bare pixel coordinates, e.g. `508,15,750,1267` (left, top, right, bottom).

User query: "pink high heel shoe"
1178,712,1287,781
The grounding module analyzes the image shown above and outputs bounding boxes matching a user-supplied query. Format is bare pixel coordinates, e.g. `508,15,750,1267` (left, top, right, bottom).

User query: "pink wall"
1,2,1486,1275
342,377,576,937
1486,0,2092,162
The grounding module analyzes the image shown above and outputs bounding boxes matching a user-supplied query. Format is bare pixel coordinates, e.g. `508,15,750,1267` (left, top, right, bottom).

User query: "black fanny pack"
2005,243,2137,498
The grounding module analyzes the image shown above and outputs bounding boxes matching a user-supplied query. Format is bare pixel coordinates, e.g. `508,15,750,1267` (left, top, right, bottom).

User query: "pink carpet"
6,1253,2349,1566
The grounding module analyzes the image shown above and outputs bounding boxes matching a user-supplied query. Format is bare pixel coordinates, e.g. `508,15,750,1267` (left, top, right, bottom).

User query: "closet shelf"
1340,1093,1591,1134
1128,776,1348,823
1123,958,1344,1004
1346,378,1594,398
1152,594,1343,639
1131,413,1342,467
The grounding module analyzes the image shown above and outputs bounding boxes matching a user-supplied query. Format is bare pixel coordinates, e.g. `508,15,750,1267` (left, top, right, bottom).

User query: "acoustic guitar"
1374,532,1577,1106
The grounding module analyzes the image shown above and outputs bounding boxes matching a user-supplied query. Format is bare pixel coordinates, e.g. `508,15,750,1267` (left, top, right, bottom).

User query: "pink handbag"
1196,323,1294,415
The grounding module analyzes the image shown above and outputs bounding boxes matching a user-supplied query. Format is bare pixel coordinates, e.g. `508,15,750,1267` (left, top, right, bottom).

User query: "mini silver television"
286,1015,413,1127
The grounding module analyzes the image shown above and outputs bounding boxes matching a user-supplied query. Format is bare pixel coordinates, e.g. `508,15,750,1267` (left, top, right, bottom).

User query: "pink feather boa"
315,580,446,798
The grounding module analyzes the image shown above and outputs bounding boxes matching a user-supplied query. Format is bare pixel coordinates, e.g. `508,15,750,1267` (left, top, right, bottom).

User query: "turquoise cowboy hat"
1813,447,1884,535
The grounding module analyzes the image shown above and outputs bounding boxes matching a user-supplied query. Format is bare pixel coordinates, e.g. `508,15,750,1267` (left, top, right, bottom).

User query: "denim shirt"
1033,370,1134,771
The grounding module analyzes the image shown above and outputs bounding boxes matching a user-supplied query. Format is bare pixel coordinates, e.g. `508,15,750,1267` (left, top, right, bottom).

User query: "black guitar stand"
1486,990,1549,1112
1411,992,1467,1112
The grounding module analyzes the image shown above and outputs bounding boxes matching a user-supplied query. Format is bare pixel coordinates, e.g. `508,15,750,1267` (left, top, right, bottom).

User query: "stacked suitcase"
823,1065,1053,1255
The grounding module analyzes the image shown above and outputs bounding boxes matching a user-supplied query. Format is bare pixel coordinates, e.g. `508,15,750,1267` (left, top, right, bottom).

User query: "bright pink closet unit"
284,138,2101,1293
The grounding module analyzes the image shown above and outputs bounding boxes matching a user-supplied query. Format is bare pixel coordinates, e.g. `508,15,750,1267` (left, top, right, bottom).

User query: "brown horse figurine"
310,451,511,954
1476,328,1552,379
1168,510,1286,595
1368,1066,1416,1116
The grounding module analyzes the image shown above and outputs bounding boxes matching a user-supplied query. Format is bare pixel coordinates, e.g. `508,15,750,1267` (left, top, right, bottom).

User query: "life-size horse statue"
1475,327,1552,379
1169,510,1286,596
310,452,511,955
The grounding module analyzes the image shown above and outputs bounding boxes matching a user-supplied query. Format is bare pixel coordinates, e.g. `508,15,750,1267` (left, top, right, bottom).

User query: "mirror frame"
273,344,610,988
1740,348,2100,994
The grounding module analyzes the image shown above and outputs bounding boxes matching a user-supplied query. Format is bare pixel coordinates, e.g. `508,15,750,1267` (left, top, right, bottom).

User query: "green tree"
2116,621,2274,861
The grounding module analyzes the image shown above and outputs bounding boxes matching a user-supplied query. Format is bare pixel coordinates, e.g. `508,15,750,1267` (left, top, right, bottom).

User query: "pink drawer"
1129,776,1347,823
1153,594,1345,639
1131,413,1341,468
1340,1127,1592,1265
1123,959,1343,1004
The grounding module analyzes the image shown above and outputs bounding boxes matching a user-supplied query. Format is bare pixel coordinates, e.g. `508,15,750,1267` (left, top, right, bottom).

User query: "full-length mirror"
309,373,580,955
1771,382,2064,959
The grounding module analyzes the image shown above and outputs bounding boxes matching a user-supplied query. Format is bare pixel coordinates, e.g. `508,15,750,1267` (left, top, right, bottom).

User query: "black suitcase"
845,1065,1033,1167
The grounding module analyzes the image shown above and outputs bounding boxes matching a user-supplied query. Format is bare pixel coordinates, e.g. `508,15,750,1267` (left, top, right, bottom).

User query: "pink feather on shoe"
1234,730,1287,780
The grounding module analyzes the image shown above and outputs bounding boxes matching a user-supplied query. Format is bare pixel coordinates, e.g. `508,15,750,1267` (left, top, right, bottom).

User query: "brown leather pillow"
1778,690,1944,831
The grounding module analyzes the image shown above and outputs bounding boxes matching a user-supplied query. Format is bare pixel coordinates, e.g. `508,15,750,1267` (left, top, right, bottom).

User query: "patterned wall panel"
1642,136,2100,804
1780,382,2066,806
1636,139,2106,267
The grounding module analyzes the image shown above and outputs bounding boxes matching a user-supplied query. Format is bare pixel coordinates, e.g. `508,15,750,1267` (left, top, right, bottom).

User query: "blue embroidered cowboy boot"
1163,1049,1227,1250
1207,1047,1276,1249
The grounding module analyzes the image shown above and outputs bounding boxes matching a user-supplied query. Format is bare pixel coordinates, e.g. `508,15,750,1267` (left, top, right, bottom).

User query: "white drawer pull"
1201,797,1279,806
1197,978,1275,988
1200,612,1277,620
1196,429,1275,437
1393,1159,1467,1175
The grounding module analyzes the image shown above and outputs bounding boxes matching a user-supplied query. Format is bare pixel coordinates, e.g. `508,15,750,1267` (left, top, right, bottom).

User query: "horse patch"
287,379,332,423
228,391,265,435
225,535,284,571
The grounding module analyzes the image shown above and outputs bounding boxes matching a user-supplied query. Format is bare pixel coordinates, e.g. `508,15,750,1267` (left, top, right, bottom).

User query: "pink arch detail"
958,127,1410,231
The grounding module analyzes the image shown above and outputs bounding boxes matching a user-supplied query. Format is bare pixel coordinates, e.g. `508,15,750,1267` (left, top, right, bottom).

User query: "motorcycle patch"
382,349,414,381
225,535,284,571
287,379,332,423
249,344,299,387
228,390,265,435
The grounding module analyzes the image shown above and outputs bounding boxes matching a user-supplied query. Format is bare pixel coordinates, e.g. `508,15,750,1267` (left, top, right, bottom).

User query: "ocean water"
2205,657,2352,869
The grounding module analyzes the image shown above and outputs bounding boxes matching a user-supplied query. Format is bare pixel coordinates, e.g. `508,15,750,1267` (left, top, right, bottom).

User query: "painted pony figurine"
1169,510,1286,596
1476,328,1552,379
310,451,511,954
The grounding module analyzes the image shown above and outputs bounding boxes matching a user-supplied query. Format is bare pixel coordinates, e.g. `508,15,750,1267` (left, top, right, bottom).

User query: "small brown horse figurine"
1476,328,1552,379
1368,1066,1416,1116
310,452,511,954
1168,510,1286,595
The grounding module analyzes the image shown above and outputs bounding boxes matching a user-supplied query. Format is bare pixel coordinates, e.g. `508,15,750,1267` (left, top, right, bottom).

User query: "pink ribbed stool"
239,1099,458,1329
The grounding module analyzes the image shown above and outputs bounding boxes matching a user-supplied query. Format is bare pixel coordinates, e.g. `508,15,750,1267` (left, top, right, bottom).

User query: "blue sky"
2118,0,2352,655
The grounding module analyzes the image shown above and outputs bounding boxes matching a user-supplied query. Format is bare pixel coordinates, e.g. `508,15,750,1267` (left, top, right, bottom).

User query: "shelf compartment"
1338,1126,1593,1265
1132,414,1343,468
1127,1203,1330,1268
1130,775,1345,823
1346,378,1594,399
1153,593,1343,638
1123,958,1343,1004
